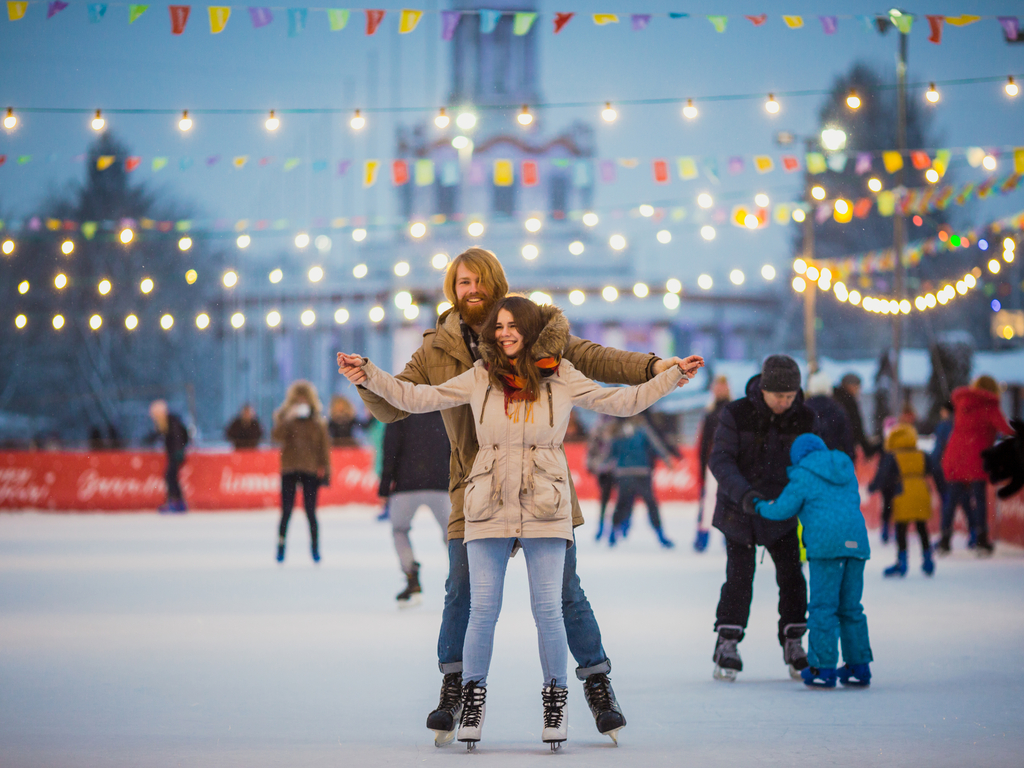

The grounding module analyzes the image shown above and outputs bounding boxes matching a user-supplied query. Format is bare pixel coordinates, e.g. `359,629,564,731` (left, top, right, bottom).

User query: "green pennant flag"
513,11,536,35
889,11,913,33
327,9,348,31
707,15,727,33
128,4,148,23
81,221,98,240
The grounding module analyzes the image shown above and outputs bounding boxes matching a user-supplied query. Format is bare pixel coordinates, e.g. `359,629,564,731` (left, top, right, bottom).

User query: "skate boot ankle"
693,529,709,553
801,666,837,688
782,623,809,678
311,543,320,563
426,672,463,746
922,546,935,576
976,532,995,555
456,680,486,751
883,550,908,577
880,523,890,543
935,531,951,555
712,626,744,681
583,672,626,743
541,679,568,751
275,537,285,563
655,527,675,549
837,662,871,687
396,563,422,606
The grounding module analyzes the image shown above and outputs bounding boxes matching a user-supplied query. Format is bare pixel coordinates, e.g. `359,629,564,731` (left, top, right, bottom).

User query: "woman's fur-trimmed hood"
479,304,570,366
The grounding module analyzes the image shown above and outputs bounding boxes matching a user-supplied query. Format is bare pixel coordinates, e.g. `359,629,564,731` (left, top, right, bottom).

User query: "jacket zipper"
546,383,554,427
480,385,492,424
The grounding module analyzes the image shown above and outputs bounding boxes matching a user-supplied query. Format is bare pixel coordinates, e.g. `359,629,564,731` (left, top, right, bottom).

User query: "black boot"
935,531,952,554
396,562,422,603
583,672,626,741
426,672,463,745
275,536,285,563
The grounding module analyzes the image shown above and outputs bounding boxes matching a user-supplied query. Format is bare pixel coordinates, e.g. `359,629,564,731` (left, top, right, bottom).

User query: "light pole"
891,15,909,416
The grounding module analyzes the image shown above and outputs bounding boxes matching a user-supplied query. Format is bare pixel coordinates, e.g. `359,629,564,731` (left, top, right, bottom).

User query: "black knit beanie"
761,355,801,393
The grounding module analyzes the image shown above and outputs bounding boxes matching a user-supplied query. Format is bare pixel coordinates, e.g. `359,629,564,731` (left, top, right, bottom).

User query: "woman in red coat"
938,376,1012,554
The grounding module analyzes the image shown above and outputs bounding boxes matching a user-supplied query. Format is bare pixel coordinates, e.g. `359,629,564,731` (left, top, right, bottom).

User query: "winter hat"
791,433,827,464
805,371,833,398
761,354,801,393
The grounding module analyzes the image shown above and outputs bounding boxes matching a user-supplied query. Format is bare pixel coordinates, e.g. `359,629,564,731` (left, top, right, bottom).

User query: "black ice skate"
457,680,487,751
396,562,422,608
782,623,809,679
713,626,744,681
583,672,626,744
426,672,462,747
541,680,568,751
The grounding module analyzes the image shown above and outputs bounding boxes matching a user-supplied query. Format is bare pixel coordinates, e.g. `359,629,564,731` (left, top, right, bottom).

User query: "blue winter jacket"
754,434,871,560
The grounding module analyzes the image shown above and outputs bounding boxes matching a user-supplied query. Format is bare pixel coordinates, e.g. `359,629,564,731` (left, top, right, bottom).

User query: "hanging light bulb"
517,105,533,126
434,107,450,128
3,107,16,130
811,185,826,201
265,110,280,131
925,168,940,184
1006,76,1019,98
350,109,365,130
925,83,940,103
846,90,861,110
982,154,997,171
682,99,698,119
601,102,617,122
91,109,105,131
456,111,476,130
765,94,780,114
178,110,192,131
867,177,882,193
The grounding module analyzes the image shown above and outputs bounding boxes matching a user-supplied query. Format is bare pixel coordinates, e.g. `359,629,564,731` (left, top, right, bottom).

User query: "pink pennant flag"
727,156,744,175
440,10,461,40
781,155,800,172
336,160,351,177
365,9,385,35
169,5,190,34
599,160,616,183
998,17,1019,42
819,16,837,34
652,159,669,184
47,1,68,18
855,153,873,174
553,12,573,33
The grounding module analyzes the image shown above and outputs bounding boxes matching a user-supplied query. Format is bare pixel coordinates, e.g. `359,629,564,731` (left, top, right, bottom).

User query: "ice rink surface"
2,503,1023,768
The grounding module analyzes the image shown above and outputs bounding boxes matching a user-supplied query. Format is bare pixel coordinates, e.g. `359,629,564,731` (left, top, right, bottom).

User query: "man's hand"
741,489,766,515
337,352,368,385
654,355,705,388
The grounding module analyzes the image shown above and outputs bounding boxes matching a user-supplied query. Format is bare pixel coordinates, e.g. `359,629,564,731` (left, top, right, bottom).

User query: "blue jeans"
462,538,568,688
807,558,873,669
438,537,610,680
942,481,987,536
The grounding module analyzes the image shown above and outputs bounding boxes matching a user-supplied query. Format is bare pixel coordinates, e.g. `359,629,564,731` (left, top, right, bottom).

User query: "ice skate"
712,626,744,681
456,680,486,750
693,529,709,553
782,623,809,679
583,672,626,744
426,672,462,747
396,563,422,608
311,544,320,564
541,680,568,751
883,550,908,577
837,662,872,687
801,666,837,688
275,537,285,563
922,547,935,576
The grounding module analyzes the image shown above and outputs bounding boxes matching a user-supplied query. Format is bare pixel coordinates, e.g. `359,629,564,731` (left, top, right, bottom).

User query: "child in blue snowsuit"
751,434,873,687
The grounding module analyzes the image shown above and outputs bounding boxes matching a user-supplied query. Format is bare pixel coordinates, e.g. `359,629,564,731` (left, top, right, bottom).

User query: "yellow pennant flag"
882,151,904,174
7,1,27,20
876,190,895,216
96,155,116,171
363,160,380,187
493,159,514,187
593,14,618,25
677,157,698,180
234,219,249,232
754,155,774,173
617,158,639,169
782,15,804,28
773,204,791,224
731,206,750,227
208,7,231,34
1014,148,1024,175
944,15,980,26
46,218,62,231
398,9,422,33
414,159,434,186
233,156,248,168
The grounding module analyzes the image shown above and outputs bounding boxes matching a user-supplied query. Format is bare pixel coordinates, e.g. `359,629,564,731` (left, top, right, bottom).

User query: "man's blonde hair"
443,247,509,305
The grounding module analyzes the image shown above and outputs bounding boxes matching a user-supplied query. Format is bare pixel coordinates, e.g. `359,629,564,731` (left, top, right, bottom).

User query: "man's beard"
457,293,496,328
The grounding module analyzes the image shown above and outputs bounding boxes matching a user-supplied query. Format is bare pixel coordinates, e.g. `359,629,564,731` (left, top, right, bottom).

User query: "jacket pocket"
463,459,500,523
527,449,567,520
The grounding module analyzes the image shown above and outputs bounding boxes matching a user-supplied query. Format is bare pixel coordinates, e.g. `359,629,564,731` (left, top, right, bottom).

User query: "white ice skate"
541,681,568,752
457,681,487,751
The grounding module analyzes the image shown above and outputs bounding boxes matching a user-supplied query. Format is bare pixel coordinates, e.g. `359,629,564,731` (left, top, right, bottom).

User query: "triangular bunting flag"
233,156,248,168
179,157,193,170
781,155,800,172
754,156,774,173
414,159,434,186
889,12,913,33
521,160,538,187
283,158,300,171
249,7,273,29
707,15,726,33
128,4,147,23
855,153,873,174
288,8,306,36
365,9,385,35
208,6,229,34
398,9,422,34
363,160,379,187
553,12,573,33
882,151,903,173
97,155,116,170
677,157,698,180
727,156,744,175
805,153,826,174
819,16,837,34
440,10,460,39
944,15,980,27
327,9,348,30
87,4,106,23
82,222,97,239
47,1,67,19
652,159,669,184
910,150,931,170
169,5,190,35
631,14,650,31
513,11,536,35
480,9,501,33
745,14,766,26
599,160,616,183
1014,148,1024,175
592,14,618,26
998,17,1020,42
782,16,804,29
336,160,351,176
7,1,27,20
926,15,943,43
392,160,409,185
493,159,513,187
826,152,848,172
152,157,167,171
125,156,141,172
206,155,220,167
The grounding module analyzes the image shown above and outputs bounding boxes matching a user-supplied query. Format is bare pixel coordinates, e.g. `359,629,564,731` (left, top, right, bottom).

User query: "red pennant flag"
553,12,573,33
652,159,669,184
745,14,767,26
125,156,141,172
926,15,944,43
782,155,800,172
911,151,931,170
365,9,385,35
522,160,538,187
853,198,873,218
169,5,190,35
391,159,409,186
0,155,6,167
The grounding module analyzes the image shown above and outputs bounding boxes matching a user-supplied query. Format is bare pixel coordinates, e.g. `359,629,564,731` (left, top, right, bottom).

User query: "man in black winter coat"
379,411,452,605
148,400,189,513
708,355,815,681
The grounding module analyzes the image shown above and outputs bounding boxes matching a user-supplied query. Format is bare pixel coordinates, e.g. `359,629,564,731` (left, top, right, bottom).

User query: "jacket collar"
432,308,475,369
478,304,570,367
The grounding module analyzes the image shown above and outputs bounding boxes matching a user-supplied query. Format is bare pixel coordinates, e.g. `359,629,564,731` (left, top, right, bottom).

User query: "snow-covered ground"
2,503,1022,768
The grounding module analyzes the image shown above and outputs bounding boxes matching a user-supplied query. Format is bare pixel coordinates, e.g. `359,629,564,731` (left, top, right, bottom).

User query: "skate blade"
461,740,478,752
605,728,621,745
545,740,564,752
713,665,738,682
432,729,456,747
788,664,804,680
397,593,423,609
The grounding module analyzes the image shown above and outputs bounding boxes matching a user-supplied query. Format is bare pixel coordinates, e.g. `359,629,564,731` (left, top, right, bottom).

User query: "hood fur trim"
479,304,570,366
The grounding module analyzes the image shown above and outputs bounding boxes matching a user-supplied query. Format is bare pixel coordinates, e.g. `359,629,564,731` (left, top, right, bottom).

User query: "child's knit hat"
791,433,827,464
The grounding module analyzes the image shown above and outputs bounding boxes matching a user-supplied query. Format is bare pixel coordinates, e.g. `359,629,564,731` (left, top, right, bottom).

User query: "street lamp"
821,128,847,152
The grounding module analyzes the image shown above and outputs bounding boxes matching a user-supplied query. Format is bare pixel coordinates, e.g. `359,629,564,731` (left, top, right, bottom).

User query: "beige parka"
359,306,683,544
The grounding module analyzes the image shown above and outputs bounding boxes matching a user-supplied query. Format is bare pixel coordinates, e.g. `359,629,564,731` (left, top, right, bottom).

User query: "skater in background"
606,416,677,548
586,418,618,541
939,376,1011,554
869,424,937,578
804,371,854,459
695,375,731,552
930,401,954,504
708,355,814,682
346,248,699,747
327,394,371,447
272,381,331,564
378,412,452,606
751,434,873,688
833,373,877,458
225,404,263,450
147,399,189,513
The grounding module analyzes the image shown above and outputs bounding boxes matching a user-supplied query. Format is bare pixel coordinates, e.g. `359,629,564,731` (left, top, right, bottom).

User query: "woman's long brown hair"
482,296,546,400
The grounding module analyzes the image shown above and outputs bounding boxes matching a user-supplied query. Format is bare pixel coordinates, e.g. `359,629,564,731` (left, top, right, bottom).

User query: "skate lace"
583,674,613,714
461,683,486,727
784,637,806,663
439,674,463,712
715,638,738,660
542,683,568,729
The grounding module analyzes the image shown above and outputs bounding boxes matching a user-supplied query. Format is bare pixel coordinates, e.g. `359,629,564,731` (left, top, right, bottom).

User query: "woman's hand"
654,354,705,387
337,352,368,385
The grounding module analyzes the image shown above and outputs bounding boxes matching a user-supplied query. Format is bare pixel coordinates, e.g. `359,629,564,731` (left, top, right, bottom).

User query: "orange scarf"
498,356,560,421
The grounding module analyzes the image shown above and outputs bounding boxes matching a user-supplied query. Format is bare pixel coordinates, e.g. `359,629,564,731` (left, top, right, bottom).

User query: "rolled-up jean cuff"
575,659,611,680
439,661,463,674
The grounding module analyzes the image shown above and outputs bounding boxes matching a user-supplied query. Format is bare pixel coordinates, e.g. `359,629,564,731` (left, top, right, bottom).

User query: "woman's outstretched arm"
337,353,476,414
566,358,695,416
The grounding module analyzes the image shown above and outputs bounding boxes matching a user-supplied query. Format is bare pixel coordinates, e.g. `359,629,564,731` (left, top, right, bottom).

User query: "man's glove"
741,489,766,515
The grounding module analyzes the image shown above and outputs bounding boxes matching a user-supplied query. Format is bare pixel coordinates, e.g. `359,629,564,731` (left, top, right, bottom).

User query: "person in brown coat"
272,380,331,563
